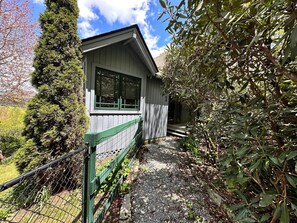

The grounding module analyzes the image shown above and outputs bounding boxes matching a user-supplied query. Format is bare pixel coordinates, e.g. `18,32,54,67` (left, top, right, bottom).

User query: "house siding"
85,42,149,115
89,114,140,159
84,41,168,158
144,77,168,140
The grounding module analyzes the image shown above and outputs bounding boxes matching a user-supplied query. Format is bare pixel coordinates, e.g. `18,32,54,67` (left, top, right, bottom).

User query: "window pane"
121,76,141,109
95,69,119,108
94,67,141,110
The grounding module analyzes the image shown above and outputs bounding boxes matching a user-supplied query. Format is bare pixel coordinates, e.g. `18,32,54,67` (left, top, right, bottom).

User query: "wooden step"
167,127,190,135
167,130,187,138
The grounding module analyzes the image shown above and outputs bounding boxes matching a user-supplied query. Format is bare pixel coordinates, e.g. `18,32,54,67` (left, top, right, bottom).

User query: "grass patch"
0,161,19,199
0,106,25,136
0,161,19,184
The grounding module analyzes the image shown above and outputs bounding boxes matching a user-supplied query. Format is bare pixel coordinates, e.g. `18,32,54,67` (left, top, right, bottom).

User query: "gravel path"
130,137,215,223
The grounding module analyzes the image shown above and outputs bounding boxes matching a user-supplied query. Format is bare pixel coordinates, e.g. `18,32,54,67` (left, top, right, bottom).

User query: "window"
95,67,141,110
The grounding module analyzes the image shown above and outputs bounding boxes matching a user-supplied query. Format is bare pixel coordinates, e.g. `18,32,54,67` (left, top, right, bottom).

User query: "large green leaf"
269,156,282,167
286,150,297,161
159,0,166,8
249,159,262,172
281,202,290,223
272,203,282,221
259,193,276,207
286,174,297,188
260,213,270,222
289,25,297,49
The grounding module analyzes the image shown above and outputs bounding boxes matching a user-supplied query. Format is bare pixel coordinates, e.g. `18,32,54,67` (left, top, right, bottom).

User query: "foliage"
0,136,24,158
16,0,89,186
0,0,37,104
14,139,42,172
0,106,26,157
180,135,217,165
179,136,200,156
160,0,297,222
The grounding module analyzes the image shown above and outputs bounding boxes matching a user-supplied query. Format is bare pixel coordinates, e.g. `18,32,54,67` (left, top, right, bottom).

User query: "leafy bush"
0,136,25,158
160,0,297,221
14,139,42,173
179,136,200,156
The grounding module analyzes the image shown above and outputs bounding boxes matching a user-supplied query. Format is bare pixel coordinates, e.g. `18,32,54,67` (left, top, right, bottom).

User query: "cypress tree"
15,0,88,175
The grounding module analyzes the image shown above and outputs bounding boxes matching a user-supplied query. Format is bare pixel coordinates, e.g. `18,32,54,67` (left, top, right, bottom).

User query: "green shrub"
160,0,297,221
0,136,25,157
14,139,43,173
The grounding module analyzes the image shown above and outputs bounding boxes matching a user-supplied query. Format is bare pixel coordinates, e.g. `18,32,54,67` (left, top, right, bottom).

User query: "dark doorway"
168,97,181,124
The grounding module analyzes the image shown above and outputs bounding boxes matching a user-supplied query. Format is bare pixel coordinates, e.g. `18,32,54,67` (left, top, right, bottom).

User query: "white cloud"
78,0,99,21
78,21,99,38
77,0,164,56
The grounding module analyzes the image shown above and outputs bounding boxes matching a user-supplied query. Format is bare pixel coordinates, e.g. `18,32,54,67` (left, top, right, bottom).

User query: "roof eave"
134,34,158,75
81,25,158,76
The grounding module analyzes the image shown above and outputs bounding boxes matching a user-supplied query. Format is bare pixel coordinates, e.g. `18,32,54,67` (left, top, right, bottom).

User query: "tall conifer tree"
16,0,88,172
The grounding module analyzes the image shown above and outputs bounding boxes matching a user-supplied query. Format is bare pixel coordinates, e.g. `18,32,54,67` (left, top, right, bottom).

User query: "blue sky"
29,0,178,57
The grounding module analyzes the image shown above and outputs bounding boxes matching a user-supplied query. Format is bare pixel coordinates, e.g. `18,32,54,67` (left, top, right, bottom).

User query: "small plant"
185,202,193,208
187,210,196,221
179,136,200,155
120,182,130,193
0,207,10,221
34,186,51,211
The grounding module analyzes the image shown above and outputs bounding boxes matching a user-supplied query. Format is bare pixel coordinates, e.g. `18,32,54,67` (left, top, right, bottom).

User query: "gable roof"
82,25,158,76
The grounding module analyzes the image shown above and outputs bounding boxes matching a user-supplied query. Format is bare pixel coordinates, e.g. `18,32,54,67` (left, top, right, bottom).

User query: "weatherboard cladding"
84,42,149,115
82,24,158,73
144,77,168,139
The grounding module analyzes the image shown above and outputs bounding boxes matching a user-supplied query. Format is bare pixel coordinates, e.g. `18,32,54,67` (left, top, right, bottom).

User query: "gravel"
130,137,215,223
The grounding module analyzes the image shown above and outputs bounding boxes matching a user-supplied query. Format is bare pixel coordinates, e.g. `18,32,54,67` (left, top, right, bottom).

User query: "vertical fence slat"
83,145,96,223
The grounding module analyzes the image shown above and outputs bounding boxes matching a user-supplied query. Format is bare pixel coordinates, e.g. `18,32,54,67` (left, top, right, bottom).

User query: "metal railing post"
83,145,96,223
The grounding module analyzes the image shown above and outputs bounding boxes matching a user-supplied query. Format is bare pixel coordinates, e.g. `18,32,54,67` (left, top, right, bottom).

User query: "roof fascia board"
134,35,157,75
82,30,134,53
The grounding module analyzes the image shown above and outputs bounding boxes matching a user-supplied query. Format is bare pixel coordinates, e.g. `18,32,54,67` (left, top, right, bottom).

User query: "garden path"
130,137,216,223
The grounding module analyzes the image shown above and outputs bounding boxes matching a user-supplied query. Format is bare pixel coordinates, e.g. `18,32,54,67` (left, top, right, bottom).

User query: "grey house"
81,25,168,156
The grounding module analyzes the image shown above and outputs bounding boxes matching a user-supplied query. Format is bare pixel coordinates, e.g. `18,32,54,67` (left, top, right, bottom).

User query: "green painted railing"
83,116,143,223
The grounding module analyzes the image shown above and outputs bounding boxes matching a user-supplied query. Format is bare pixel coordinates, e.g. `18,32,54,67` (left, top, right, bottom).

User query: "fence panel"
0,116,143,223
0,147,86,223
84,116,143,223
